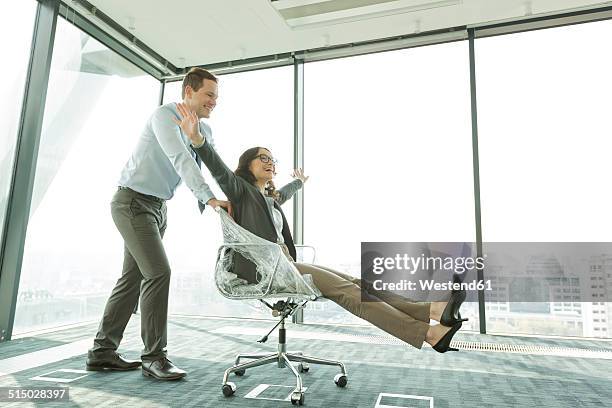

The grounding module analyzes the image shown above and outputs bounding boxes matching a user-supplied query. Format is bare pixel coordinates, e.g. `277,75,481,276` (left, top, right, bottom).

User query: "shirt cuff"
191,138,205,149
198,190,216,206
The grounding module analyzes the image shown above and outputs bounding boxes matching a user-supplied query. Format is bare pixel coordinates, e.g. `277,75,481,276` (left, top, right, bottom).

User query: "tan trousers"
293,262,431,349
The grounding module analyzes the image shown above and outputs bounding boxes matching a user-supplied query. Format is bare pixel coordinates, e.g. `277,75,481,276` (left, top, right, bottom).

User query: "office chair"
214,208,347,406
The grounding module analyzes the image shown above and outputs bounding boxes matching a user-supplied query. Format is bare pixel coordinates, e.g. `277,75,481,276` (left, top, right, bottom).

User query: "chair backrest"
214,207,321,301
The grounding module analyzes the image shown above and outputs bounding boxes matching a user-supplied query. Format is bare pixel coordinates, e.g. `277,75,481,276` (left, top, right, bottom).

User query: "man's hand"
172,102,205,146
291,168,309,184
207,198,233,218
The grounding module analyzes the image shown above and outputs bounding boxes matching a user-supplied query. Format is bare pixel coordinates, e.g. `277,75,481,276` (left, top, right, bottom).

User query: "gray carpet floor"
0,315,611,407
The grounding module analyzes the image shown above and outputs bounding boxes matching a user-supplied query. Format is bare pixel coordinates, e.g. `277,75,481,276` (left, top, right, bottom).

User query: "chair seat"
214,208,322,300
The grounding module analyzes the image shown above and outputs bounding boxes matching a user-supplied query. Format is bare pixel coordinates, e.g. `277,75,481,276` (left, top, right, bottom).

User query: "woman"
173,103,466,353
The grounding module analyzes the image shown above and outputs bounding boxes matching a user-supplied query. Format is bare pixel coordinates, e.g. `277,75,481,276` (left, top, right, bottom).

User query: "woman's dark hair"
235,147,280,200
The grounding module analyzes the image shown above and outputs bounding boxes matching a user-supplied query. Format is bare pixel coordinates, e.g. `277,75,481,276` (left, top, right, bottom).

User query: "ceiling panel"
84,0,612,67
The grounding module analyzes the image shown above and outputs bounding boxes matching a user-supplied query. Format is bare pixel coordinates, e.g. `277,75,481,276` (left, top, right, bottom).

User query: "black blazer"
194,142,303,283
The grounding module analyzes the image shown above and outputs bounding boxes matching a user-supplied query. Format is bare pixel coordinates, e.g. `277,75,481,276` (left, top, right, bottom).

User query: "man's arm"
151,106,216,205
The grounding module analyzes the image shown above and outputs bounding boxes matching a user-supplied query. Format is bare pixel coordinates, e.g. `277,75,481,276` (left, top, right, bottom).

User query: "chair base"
221,349,347,405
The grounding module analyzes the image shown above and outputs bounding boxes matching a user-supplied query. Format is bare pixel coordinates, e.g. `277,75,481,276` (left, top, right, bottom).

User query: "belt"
117,186,165,203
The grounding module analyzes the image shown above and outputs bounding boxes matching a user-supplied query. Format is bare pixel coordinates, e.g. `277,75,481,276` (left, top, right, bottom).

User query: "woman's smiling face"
249,148,277,183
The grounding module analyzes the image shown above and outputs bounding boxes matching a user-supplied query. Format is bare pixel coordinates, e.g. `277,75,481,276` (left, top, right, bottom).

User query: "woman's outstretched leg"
294,262,430,349
306,263,432,323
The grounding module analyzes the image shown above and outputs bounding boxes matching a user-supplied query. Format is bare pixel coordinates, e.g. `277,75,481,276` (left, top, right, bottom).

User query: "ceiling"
84,0,612,68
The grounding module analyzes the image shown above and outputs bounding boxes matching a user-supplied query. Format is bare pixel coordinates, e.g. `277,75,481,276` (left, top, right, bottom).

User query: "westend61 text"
372,279,492,292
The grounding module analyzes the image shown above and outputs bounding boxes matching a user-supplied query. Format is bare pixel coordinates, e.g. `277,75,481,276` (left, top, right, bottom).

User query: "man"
86,68,229,380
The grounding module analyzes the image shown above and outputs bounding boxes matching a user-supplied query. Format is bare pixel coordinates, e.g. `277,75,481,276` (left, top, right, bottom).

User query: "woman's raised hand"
291,168,309,183
172,102,204,146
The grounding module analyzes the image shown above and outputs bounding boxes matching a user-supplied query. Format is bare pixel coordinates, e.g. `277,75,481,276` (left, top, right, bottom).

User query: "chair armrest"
294,245,316,263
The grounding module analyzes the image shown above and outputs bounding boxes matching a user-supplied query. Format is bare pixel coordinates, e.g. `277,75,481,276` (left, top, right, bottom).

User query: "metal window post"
0,0,59,342
158,79,166,106
468,28,486,334
131,78,166,316
292,58,305,324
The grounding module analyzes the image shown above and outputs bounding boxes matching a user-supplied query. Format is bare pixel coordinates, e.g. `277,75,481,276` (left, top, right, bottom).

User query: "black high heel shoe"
440,289,468,326
432,322,462,353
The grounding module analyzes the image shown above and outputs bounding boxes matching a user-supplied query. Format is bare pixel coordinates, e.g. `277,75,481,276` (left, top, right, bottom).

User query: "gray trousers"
294,263,431,349
90,187,169,362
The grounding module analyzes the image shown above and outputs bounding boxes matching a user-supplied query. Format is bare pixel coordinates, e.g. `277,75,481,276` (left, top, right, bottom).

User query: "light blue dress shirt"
118,102,216,204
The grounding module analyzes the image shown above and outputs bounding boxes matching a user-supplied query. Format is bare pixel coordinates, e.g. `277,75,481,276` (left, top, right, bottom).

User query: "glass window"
476,20,612,338
162,67,295,318
303,43,477,327
0,1,37,251
13,18,159,334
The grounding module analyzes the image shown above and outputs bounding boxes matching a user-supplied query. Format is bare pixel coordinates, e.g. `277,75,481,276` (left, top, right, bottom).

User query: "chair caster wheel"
234,369,245,376
222,382,236,397
290,391,305,405
334,373,348,387
298,363,309,373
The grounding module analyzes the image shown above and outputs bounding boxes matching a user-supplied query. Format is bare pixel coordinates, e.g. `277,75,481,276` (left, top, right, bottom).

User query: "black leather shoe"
440,289,468,326
86,351,141,371
142,357,186,380
432,322,462,353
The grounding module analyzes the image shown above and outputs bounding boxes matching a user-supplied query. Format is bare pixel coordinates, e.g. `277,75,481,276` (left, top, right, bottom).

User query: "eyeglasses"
256,154,277,165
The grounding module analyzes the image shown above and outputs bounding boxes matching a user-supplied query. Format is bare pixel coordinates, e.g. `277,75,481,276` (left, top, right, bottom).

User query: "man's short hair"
182,67,217,99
